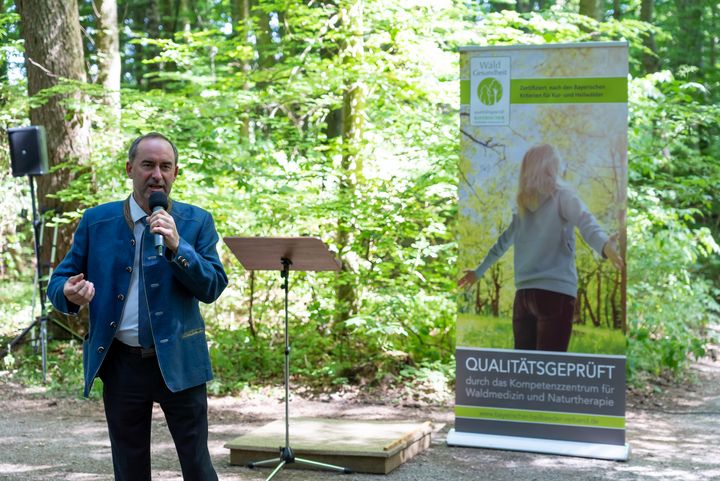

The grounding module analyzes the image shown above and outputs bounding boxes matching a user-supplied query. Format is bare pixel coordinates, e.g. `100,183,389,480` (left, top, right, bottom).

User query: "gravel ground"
1,354,719,481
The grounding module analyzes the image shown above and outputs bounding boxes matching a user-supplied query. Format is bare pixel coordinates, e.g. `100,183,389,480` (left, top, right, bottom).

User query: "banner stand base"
446,429,630,461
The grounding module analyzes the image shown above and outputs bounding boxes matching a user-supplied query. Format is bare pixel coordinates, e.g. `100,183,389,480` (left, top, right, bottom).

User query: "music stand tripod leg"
246,257,351,479
294,457,352,473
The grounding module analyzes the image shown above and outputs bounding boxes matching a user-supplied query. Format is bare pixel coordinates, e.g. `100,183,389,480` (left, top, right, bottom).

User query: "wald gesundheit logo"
469,56,510,126
477,77,503,106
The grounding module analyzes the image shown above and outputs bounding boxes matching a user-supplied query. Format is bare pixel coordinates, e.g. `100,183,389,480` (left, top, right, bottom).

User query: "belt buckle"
140,346,155,358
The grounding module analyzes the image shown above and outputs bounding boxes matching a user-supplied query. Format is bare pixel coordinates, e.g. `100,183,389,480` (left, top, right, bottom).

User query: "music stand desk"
224,236,349,480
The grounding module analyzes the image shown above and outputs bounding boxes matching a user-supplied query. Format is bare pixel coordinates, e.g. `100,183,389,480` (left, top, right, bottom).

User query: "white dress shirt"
114,195,146,347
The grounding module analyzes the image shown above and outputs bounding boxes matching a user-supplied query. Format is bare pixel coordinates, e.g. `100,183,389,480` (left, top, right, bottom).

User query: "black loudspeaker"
7,126,50,177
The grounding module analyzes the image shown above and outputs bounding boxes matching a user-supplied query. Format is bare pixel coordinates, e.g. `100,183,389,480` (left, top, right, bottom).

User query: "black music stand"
224,237,351,480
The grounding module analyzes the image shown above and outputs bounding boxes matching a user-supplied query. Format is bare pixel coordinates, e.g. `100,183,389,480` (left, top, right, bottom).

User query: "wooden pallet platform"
225,418,435,475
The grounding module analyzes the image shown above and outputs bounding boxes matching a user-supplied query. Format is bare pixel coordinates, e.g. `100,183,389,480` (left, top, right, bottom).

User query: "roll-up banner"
449,42,630,460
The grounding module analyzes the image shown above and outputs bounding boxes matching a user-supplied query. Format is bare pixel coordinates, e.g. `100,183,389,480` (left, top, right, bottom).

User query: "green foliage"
626,200,718,376
0,281,34,338
626,71,720,378
457,313,627,354
1,1,719,397
2,341,102,399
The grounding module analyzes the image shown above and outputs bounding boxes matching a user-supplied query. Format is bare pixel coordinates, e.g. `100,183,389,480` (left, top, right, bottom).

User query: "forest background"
0,0,718,400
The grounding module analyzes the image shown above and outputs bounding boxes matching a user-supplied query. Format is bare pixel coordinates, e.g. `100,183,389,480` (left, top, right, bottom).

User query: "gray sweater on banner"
473,187,608,298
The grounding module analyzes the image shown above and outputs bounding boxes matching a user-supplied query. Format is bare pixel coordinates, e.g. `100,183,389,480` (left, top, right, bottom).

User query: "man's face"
126,137,178,213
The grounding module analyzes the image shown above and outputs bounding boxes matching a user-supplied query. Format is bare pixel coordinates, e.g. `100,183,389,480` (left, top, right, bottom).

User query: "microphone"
148,192,168,255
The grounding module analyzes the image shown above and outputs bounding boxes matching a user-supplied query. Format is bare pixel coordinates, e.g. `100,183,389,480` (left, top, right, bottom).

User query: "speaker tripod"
1,175,83,382
224,238,352,480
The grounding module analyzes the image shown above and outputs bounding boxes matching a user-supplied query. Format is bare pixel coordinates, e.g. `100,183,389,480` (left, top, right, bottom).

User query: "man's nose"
151,165,162,178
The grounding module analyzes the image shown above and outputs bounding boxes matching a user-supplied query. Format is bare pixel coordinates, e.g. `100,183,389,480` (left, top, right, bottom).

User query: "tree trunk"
131,5,146,88
94,0,120,98
582,289,598,327
516,0,531,13
247,270,256,339
673,0,704,76
579,0,603,20
474,285,485,314
574,286,583,323
334,0,365,327
15,0,91,333
640,0,660,73
161,0,174,34
0,0,7,83
231,0,249,29
232,0,252,139
595,267,602,327
146,0,165,89
161,0,190,66
252,0,275,70
93,0,121,151
610,269,620,329
710,0,718,71
489,264,501,317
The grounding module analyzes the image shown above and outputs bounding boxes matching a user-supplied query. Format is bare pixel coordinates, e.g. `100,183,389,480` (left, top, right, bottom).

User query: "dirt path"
1,354,719,481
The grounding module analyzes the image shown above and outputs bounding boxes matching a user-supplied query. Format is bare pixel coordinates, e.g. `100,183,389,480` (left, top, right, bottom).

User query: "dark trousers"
512,288,576,352
99,340,218,481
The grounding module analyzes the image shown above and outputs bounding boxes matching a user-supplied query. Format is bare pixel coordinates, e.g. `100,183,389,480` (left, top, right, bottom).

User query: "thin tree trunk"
582,289,598,327
232,0,252,139
161,0,174,34
490,264,501,317
710,1,718,72
334,0,365,327
595,267,602,327
253,0,274,70
516,0,531,13
131,4,146,88
673,0,704,76
0,0,7,84
579,0,603,20
640,0,660,72
574,286,583,323
475,285,485,314
146,0,164,89
610,269,620,329
93,0,121,151
248,270,256,339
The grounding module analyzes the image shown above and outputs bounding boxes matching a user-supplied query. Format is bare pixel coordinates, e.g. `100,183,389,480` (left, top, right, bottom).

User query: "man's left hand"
148,209,180,253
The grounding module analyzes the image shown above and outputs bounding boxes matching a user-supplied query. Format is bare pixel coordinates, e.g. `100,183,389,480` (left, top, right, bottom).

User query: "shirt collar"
129,195,147,224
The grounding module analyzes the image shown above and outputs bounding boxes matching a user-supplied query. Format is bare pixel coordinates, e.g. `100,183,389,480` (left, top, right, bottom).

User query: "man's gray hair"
128,132,179,164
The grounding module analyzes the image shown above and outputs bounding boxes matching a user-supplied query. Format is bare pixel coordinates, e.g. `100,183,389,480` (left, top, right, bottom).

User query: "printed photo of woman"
458,144,624,352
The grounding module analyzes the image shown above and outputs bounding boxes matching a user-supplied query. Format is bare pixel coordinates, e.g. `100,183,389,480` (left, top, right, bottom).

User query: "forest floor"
1,338,719,481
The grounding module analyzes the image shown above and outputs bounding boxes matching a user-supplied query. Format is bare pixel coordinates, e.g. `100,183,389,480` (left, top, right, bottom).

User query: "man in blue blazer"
47,132,228,481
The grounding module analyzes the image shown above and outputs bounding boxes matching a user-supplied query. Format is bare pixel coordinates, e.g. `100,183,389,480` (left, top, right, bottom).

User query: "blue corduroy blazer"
47,197,228,397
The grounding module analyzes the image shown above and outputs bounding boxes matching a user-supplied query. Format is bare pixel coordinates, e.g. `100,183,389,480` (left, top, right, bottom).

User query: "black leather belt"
115,341,156,358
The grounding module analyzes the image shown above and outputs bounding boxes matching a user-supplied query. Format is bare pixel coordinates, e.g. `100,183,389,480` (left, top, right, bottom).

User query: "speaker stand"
1,175,83,382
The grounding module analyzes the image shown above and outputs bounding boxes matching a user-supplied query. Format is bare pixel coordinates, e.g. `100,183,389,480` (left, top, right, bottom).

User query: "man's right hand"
63,273,95,306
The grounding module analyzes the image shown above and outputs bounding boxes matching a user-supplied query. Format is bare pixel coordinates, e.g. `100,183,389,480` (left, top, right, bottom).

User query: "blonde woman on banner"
458,144,624,352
